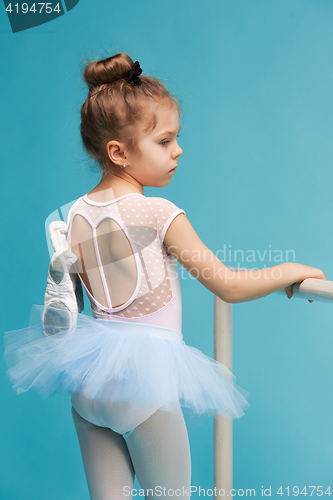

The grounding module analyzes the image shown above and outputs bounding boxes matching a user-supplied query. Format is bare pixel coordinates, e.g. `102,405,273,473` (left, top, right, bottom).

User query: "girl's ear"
106,140,127,165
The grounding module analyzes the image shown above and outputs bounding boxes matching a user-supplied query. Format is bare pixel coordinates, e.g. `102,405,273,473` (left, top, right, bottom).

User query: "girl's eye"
160,134,180,146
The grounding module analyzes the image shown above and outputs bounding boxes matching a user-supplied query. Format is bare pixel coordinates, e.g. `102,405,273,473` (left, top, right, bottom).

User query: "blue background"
1,0,333,498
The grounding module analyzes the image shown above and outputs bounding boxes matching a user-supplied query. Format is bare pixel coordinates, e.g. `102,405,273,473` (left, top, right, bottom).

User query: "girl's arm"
164,214,326,304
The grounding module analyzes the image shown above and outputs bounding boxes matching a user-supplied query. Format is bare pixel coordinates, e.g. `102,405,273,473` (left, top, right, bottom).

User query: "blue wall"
1,0,333,498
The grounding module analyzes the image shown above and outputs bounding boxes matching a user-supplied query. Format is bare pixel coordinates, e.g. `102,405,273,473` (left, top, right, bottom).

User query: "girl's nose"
174,144,183,158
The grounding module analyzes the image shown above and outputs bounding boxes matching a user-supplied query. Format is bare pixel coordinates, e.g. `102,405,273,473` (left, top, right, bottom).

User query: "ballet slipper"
42,221,84,337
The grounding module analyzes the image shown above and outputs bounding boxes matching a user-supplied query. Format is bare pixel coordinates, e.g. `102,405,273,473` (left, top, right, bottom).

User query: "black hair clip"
125,61,142,84
88,61,143,98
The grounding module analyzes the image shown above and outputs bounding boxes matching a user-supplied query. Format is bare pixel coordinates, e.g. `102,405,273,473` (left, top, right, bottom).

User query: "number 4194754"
6,3,61,14
274,486,331,497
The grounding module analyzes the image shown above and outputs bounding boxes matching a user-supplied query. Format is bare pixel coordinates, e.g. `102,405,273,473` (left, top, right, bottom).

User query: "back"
67,193,185,331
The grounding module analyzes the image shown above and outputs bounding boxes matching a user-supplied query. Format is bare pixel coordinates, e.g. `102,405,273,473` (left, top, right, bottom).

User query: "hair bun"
83,53,134,89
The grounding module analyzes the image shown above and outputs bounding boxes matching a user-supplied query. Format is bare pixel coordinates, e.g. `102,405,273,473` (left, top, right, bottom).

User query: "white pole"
214,295,233,497
213,276,333,497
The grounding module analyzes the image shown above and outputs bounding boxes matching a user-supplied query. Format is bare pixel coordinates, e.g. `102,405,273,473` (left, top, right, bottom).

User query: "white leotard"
66,193,186,332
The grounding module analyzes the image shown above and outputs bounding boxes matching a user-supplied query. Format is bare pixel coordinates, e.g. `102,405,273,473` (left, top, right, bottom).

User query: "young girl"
4,53,326,499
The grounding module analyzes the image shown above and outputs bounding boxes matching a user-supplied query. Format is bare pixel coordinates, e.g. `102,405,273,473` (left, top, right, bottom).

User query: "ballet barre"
214,277,333,497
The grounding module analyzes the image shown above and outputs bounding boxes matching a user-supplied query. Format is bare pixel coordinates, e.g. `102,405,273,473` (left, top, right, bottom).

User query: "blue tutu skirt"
3,305,250,419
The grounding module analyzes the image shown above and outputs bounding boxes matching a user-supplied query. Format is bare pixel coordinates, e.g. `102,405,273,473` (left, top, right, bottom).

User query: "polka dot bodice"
66,193,185,330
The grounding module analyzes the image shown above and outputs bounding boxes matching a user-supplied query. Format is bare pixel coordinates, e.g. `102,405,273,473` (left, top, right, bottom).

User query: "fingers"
286,285,315,303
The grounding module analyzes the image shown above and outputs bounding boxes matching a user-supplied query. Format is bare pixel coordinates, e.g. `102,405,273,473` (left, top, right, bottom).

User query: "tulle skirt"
3,305,250,420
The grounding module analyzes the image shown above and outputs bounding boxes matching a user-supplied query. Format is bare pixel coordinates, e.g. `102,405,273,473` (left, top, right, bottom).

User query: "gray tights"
71,406,192,499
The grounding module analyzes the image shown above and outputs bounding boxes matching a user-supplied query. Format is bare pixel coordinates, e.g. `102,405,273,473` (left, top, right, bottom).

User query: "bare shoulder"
164,213,216,267
164,213,198,249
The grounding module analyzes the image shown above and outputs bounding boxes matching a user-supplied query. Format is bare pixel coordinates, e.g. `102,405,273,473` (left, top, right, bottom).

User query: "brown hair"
80,52,180,176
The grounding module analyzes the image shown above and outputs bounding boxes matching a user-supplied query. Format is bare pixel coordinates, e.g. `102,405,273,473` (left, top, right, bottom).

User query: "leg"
71,406,135,500
125,406,192,499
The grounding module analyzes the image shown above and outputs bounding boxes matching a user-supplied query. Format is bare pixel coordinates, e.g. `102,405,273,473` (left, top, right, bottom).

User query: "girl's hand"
285,267,326,302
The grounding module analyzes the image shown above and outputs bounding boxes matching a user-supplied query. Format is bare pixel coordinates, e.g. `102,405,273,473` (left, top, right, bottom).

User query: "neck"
89,172,144,200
